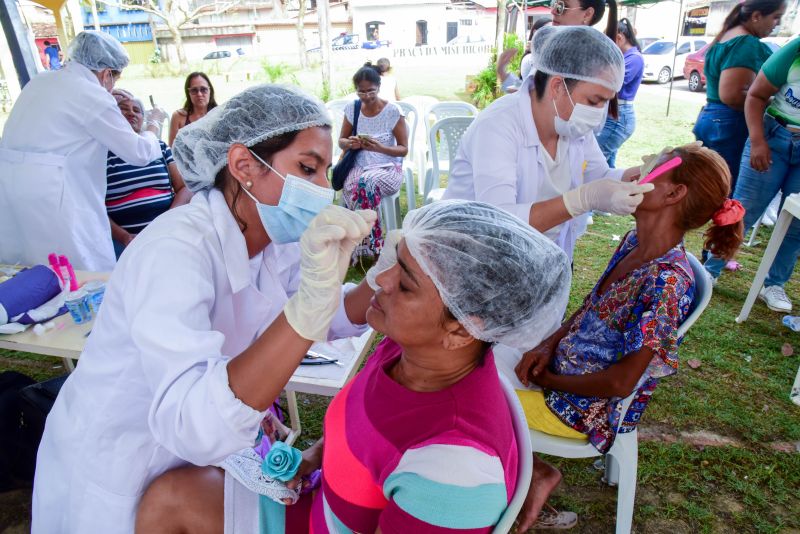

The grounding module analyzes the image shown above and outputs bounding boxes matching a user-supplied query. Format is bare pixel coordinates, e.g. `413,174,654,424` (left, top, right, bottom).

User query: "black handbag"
331,99,362,191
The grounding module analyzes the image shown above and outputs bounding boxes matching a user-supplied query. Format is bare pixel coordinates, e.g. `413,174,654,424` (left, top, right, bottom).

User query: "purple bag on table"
0,265,65,326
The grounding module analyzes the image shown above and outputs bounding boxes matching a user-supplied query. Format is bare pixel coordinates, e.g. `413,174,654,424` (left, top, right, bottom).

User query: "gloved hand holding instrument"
284,205,376,341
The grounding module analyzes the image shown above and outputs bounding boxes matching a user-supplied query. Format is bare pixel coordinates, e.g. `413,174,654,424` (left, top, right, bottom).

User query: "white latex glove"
144,107,168,124
284,205,376,341
143,107,168,137
562,179,655,217
366,229,402,290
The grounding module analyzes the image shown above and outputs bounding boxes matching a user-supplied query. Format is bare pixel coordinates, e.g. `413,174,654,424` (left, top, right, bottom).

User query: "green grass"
2,73,800,533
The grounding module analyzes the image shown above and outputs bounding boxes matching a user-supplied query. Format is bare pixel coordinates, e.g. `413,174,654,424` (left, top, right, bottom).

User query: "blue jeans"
596,104,635,168
705,114,800,287
693,102,749,191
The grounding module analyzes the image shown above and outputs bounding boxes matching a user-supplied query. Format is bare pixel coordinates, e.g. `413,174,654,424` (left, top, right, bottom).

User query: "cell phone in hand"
357,133,372,141
149,95,156,108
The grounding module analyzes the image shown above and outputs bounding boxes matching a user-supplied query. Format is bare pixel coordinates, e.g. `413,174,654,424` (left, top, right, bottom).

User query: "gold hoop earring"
245,180,253,188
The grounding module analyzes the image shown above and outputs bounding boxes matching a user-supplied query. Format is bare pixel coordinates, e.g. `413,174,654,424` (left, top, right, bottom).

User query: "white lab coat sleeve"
469,120,534,223
328,282,369,341
583,135,625,183
83,101,162,166
123,237,263,466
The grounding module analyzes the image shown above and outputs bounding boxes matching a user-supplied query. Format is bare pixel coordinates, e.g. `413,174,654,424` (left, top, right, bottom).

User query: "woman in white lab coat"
444,26,653,262
31,85,377,533
0,31,167,271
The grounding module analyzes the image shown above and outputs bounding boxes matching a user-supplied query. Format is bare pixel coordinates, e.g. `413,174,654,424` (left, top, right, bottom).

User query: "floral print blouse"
545,230,695,453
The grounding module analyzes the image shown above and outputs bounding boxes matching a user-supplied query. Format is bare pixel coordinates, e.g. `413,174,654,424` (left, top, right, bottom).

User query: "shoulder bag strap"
352,99,361,136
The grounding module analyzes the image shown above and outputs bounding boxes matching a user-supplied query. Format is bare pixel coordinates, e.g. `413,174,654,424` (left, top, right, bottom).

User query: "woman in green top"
704,36,800,313
693,0,785,190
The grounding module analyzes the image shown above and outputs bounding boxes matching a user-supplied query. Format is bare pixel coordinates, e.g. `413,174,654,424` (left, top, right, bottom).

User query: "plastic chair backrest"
429,101,478,121
426,116,474,198
493,373,533,534
395,101,419,159
327,102,346,160
678,252,713,339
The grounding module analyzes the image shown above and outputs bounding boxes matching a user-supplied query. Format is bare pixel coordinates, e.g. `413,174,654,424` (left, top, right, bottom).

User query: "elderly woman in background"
168,72,218,145
135,199,572,533
108,90,191,256
339,63,408,259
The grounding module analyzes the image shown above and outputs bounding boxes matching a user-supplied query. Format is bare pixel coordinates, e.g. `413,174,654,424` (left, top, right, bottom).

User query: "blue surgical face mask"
240,150,334,244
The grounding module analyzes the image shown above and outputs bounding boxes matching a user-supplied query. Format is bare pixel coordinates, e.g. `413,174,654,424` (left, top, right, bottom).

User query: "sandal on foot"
532,504,578,530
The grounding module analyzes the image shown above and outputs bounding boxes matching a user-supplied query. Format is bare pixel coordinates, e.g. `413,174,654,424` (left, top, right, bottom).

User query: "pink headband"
712,199,745,226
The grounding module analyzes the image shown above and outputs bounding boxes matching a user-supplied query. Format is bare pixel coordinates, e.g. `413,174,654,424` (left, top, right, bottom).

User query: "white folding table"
736,193,800,323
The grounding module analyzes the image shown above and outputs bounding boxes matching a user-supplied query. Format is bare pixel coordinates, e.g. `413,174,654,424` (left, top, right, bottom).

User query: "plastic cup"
83,280,106,314
65,289,92,325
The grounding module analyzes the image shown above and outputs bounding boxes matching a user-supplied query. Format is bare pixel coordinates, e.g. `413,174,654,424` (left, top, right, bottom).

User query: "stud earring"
245,180,253,188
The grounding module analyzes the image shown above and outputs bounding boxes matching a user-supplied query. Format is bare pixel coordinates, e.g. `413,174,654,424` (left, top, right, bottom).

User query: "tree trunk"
89,0,101,30
167,21,188,72
296,0,308,69
494,0,507,58
317,0,332,101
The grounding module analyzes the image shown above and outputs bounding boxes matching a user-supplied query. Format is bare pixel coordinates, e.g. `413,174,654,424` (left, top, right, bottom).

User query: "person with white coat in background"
444,26,653,263
31,84,377,533
0,30,168,271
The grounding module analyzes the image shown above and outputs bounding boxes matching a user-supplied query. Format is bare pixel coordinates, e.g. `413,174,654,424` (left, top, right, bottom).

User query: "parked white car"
642,37,709,84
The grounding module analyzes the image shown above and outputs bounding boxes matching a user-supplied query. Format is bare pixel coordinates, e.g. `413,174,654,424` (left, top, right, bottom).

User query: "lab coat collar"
518,76,541,149
208,189,253,294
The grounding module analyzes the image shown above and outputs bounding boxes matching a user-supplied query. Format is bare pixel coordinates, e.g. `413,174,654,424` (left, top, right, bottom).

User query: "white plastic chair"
493,373,534,534
401,96,440,194
395,100,421,210
424,116,474,204
326,101,347,161
529,252,712,534
429,101,479,122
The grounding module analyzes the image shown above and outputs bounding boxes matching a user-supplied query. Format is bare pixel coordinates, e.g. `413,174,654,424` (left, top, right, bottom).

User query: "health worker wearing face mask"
0,30,168,271
444,26,653,262
31,85,378,533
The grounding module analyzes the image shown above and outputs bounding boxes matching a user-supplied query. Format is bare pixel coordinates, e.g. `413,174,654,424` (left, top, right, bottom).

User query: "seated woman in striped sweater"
107,90,192,257
135,200,572,533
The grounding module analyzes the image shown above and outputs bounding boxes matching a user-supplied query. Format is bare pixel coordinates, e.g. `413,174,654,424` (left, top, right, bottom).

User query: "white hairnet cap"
403,200,571,351
67,30,129,71
173,84,331,192
532,25,624,92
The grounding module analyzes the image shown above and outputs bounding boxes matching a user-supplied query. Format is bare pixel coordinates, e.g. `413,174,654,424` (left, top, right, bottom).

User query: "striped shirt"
309,338,517,533
106,141,174,234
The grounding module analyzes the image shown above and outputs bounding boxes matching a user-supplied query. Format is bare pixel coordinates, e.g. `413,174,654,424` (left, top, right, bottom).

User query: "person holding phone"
337,62,408,259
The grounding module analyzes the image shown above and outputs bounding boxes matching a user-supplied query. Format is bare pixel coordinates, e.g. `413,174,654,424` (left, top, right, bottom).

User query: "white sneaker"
759,285,793,312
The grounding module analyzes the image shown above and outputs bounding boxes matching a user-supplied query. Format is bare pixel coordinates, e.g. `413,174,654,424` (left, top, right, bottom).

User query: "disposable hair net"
67,31,129,71
403,200,571,351
531,25,624,92
173,84,331,193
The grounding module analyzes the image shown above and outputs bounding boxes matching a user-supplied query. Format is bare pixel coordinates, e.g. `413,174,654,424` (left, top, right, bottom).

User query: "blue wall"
81,2,159,42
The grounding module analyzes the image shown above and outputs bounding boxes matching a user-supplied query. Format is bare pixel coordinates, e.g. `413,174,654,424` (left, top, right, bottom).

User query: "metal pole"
666,0,685,117
0,0,39,88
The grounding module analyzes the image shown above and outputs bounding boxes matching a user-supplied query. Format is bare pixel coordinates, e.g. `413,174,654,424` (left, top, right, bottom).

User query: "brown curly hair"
668,144,744,261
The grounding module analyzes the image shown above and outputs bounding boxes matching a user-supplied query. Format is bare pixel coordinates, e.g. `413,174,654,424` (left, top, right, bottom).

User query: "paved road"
637,78,707,105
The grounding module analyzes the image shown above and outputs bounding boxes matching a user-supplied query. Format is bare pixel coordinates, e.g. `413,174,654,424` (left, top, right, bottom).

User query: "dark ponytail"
618,18,640,49
578,0,619,118
711,0,785,45
579,0,618,39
